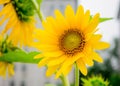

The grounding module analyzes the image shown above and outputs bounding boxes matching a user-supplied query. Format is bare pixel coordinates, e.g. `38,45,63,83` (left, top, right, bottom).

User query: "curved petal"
0,62,7,78
8,64,14,77
62,65,72,76
93,42,110,50
0,0,10,4
47,55,67,67
46,65,59,77
84,13,100,33
55,53,84,78
76,58,87,75
75,5,84,29
92,52,103,63
82,56,94,66
34,54,43,59
65,5,75,28
81,10,90,30
54,10,70,33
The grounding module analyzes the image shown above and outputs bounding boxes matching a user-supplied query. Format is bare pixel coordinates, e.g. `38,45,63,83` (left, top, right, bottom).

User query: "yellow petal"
75,5,84,29
61,53,84,69
8,64,14,77
84,13,100,33
38,57,50,67
42,19,57,35
92,52,103,63
81,10,90,30
0,62,7,78
46,65,59,77
54,10,69,33
55,69,62,79
36,44,59,52
88,34,102,43
62,65,72,76
93,42,110,50
47,55,66,67
34,28,58,45
0,0,10,4
0,4,13,25
82,54,94,66
2,15,18,34
0,14,9,25
38,56,58,67
43,51,63,57
65,5,75,27
77,58,87,75
34,54,43,59
55,53,84,78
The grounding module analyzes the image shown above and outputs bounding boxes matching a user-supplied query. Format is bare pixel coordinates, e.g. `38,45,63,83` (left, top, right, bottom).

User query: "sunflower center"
59,29,85,56
11,0,34,22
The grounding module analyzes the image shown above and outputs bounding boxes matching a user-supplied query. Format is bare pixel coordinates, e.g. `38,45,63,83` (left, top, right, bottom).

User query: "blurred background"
0,0,120,86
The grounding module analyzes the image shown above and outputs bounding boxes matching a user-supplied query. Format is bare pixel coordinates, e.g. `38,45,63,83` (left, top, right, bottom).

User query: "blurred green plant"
81,75,109,86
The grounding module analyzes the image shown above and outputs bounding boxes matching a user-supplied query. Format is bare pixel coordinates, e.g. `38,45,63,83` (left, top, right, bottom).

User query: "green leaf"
99,17,113,23
0,50,41,64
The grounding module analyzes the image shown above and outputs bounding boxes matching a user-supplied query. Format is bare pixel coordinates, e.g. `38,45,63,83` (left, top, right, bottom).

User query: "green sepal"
0,50,42,64
99,17,113,23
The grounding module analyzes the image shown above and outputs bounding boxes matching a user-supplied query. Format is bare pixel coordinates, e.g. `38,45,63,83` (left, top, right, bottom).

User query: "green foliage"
0,50,41,64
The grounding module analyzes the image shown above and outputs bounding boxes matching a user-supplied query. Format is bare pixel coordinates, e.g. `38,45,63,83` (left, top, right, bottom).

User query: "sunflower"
0,34,14,78
0,0,36,46
34,5,110,78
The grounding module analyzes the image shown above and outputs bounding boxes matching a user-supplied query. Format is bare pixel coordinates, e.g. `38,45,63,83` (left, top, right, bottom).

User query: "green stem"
75,63,79,86
60,74,70,86
31,0,44,22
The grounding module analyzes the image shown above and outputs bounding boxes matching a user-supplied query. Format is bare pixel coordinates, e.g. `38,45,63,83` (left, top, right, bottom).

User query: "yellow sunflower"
0,0,36,46
34,5,110,78
0,34,14,78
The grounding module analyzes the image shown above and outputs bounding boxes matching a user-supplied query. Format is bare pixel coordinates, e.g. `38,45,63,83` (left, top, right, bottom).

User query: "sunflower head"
0,0,36,47
59,29,85,56
81,75,110,86
11,0,35,22
34,5,110,78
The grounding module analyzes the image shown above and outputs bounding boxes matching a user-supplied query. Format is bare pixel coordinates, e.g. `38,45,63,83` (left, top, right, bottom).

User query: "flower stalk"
31,0,44,22
60,74,70,86
75,63,79,86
